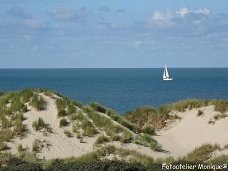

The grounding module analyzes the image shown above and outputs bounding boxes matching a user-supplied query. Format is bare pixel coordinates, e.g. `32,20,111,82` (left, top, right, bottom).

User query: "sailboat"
163,64,173,81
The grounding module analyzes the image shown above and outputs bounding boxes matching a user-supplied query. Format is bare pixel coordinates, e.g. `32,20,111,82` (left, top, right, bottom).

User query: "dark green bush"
89,102,106,113
5,158,42,171
58,109,67,117
143,126,155,135
59,118,68,127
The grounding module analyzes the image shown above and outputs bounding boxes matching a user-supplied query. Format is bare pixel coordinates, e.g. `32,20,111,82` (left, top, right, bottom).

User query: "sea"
0,68,227,113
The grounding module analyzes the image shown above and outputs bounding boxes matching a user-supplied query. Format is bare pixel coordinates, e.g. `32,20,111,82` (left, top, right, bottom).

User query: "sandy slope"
153,106,228,158
8,95,98,160
7,95,228,160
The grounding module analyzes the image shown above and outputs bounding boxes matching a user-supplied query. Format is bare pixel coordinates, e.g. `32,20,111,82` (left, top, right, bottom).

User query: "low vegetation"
1,88,228,170
135,134,162,151
124,99,228,131
124,106,172,130
86,108,134,144
56,97,80,117
72,111,97,138
31,94,46,111
94,135,110,146
59,118,68,127
197,109,204,116
182,144,220,162
32,118,51,133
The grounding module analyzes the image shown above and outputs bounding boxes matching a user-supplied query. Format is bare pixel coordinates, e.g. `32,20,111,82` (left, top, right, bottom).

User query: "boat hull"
163,78,173,81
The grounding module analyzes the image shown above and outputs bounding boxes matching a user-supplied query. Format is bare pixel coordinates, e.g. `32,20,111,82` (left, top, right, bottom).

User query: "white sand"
7,95,98,160
153,106,228,158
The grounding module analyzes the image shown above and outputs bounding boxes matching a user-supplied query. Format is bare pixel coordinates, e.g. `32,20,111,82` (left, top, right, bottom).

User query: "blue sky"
0,0,228,68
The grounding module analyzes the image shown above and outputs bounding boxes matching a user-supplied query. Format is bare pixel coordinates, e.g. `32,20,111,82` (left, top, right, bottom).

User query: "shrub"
81,120,97,137
89,102,106,113
111,135,122,141
32,118,49,131
136,134,162,151
59,118,68,127
58,109,67,117
120,131,133,143
124,106,169,130
67,104,76,114
6,158,42,171
31,95,46,111
94,135,109,146
197,109,204,117
56,99,65,111
143,126,155,135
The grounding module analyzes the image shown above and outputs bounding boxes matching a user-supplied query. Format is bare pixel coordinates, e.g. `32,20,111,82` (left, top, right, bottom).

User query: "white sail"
165,65,169,78
163,68,166,79
163,64,173,81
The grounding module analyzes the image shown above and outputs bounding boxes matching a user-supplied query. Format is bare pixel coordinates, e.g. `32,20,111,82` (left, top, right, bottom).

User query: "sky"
0,0,228,68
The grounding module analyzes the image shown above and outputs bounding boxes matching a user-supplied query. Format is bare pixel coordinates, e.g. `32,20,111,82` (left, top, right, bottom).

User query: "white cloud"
176,7,210,18
148,10,174,27
176,8,190,17
194,8,210,15
147,7,210,28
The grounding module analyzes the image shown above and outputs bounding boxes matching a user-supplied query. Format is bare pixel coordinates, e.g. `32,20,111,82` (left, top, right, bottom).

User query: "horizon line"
0,67,228,69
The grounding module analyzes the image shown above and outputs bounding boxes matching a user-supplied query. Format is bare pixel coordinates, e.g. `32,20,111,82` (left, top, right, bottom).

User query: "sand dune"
154,106,228,158
6,94,228,160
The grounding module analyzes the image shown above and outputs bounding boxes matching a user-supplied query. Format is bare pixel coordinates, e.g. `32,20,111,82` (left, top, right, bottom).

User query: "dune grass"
182,144,220,162
124,106,171,130
124,99,228,131
86,109,133,143
31,94,46,111
56,97,79,118
71,111,97,137
89,102,106,113
94,135,110,146
135,134,162,151
32,117,50,132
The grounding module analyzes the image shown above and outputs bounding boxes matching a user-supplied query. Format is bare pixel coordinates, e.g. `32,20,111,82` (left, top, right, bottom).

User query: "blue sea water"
0,68,227,113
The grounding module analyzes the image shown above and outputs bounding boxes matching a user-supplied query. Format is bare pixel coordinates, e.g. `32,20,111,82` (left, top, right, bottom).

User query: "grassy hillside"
124,99,228,131
0,88,228,170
